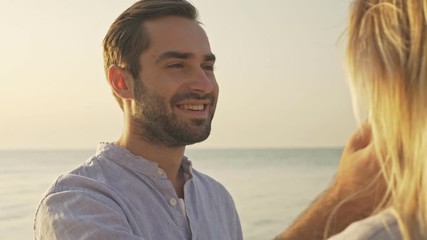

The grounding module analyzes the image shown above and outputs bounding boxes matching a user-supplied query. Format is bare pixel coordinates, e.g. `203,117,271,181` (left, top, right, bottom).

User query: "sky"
0,0,357,150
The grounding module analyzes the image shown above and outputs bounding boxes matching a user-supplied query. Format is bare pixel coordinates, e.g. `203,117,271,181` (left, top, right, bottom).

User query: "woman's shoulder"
329,208,402,240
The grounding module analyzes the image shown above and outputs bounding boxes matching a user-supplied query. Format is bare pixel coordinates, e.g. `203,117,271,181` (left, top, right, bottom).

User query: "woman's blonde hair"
346,0,427,239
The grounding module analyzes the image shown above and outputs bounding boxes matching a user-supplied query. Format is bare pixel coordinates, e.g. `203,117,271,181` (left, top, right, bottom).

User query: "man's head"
103,0,218,147
103,0,198,109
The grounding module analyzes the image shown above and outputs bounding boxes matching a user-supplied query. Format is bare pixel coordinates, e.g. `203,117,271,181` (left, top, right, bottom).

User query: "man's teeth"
182,105,205,111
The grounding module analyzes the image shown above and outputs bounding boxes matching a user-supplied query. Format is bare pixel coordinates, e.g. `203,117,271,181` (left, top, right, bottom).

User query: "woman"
331,0,427,239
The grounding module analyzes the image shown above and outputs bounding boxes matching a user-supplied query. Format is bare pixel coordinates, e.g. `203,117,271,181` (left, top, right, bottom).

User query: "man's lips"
178,104,206,111
172,93,216,118
175,101,212,119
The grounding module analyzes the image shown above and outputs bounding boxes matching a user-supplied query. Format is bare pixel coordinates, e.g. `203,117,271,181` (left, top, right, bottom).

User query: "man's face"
131,16,218,147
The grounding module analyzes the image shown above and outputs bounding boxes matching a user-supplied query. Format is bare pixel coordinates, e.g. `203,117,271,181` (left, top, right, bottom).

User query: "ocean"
0,148,342,240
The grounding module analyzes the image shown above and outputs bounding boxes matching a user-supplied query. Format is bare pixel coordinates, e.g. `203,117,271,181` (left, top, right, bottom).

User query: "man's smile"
175,101,212,119
179,104,206,111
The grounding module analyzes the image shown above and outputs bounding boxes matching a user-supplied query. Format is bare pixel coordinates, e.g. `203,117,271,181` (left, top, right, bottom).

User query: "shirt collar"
96,142,193,179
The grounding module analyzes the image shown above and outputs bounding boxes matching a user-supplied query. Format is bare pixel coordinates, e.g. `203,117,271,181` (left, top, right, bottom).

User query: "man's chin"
183,136,210,146
189,118,210,126
183,127,211,145
165,133,210,147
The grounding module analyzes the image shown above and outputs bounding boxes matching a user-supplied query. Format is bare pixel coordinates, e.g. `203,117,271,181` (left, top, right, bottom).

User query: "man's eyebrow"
155,51,216,63
204,53,216,62
155,51,193,63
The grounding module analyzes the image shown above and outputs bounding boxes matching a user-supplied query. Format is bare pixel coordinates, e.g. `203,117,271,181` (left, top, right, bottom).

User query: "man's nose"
188,68,216,94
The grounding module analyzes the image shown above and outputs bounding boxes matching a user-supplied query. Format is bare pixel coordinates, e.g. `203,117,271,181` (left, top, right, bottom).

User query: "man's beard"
132,80,216,147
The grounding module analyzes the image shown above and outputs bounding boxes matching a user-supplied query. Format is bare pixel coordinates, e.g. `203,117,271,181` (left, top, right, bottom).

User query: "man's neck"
116,132,186,197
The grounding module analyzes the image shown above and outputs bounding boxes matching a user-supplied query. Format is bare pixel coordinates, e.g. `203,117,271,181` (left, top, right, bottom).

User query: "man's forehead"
142,16,212,60
143,16,205,36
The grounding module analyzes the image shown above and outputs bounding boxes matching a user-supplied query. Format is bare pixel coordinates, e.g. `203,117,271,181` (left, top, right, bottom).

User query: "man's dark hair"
103,0,198,109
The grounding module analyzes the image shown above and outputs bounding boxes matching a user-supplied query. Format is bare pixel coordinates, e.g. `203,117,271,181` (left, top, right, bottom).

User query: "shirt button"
157,168,164,176
169,198,177,206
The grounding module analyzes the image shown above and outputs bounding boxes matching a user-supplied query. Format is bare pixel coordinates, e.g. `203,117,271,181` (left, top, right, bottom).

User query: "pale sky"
0,0,357,150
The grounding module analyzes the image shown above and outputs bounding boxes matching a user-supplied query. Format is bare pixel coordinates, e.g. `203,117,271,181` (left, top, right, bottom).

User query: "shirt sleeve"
328,209,402,240
34,188,143,240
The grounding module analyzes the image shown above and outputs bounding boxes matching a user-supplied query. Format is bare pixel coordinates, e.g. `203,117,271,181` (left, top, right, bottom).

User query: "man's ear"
107,65,134,99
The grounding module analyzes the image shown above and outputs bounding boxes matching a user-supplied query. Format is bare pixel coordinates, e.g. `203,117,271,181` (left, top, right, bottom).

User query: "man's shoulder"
34,153,138,240
35,154,129,224
42,154,123,198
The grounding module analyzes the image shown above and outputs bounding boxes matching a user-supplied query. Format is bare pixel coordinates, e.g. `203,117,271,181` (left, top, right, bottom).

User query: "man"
34,0,382,239
34,1,241,239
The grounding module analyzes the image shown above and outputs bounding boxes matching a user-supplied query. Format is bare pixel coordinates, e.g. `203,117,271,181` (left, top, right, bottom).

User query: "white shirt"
34,142,243,240
329,209,402,240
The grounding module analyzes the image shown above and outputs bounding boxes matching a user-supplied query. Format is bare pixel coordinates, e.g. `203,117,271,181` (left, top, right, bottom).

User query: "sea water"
0,148,342,240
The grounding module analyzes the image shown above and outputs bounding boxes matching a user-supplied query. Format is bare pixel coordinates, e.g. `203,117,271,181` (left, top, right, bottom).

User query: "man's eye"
168,63,184,69
203,64,215,71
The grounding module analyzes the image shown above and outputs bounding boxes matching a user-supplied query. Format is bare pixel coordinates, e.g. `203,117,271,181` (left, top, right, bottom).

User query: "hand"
275,123,388,240
330,122,387,217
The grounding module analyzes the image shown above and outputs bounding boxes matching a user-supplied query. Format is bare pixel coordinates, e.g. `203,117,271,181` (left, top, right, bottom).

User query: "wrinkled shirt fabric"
329,209,402,240
34,143,242,240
